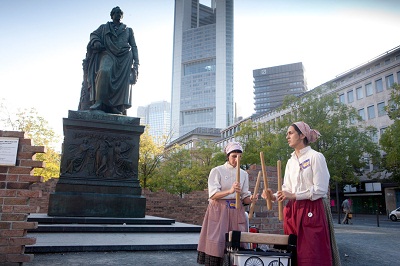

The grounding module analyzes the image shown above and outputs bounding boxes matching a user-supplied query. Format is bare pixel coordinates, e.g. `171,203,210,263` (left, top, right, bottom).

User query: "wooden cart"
224,231,296,266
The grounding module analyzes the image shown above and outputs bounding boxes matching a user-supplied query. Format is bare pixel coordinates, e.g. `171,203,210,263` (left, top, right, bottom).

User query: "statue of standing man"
80,6,139,115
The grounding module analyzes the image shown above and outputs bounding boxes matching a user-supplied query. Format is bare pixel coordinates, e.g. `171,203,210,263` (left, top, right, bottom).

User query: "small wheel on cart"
244,256,264,266
267,260,285,266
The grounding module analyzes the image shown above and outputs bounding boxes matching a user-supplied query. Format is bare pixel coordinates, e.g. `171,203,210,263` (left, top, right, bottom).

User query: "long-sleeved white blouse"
282,146,330,201
208,162,251,200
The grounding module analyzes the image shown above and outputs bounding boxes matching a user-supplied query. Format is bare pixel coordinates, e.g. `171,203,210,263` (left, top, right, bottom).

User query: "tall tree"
380,83,400,181
236,86,381,186
149,140,225,197
138,127,166,189
150,146,193,197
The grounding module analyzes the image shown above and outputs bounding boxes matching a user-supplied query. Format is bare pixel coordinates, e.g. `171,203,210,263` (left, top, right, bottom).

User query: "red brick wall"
32,164,284,234
0,131,44,265
29,178,57,215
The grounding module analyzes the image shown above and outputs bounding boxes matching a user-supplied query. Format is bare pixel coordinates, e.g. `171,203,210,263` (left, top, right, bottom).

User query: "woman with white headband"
262,121,340,266
197,141,254,266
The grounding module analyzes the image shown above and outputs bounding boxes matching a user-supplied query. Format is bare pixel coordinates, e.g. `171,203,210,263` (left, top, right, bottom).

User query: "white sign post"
0,137,19,166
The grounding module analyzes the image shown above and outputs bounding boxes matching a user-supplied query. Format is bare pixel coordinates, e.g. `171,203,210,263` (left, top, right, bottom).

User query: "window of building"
358,108,365,120
375,79,383,93
347,90,354,103
369,130,378,143
386,74,394,89
377,102,386,117
388,99,398,112
356,87,363,100
385,58,391,65
397,71,400,84
380,127,387,136
339,93,345,103
365,83,373,96
367,105,375,119
363,156,370,171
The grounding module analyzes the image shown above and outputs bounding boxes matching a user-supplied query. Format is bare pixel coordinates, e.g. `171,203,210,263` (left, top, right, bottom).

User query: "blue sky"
1,0,400,149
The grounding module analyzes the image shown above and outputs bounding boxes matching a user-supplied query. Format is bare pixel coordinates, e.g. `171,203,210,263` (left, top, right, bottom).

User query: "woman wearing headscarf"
262,121,340,266
197,141,254,266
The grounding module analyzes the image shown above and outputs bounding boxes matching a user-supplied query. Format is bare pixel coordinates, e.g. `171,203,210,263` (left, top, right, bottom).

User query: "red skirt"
284,198,332,266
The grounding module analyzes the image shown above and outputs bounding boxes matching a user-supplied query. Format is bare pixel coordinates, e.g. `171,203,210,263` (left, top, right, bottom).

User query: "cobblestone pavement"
26,215,400,266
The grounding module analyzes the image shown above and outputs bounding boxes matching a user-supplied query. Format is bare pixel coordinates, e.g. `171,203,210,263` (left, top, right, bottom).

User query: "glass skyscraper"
253,62,307,114
137,101,171,143
170,0,234,141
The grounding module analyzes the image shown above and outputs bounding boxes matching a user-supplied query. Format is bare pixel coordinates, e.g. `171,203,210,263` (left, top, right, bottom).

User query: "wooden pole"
248,171,262,219
235,155,241,209
260,152,272,210
277,160,283,221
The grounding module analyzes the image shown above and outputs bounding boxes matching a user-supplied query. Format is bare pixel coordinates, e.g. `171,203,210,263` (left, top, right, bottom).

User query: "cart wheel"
244,256,264,266
267,260,285,266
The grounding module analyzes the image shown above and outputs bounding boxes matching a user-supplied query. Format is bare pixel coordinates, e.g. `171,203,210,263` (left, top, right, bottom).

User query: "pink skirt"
197,199,247,258
284,198,332,266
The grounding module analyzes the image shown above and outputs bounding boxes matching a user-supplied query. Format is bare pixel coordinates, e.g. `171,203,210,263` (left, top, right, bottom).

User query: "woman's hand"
250,193,259,202
261,188,277,201
230,181,241,194
276,190,296,201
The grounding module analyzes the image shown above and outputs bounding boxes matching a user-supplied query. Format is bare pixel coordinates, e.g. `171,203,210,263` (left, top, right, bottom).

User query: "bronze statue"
79,6,139,115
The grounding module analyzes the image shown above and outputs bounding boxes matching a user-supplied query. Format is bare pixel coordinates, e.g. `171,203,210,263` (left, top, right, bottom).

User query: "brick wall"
0,131,44,265
32,164,284,234
29,179,57,215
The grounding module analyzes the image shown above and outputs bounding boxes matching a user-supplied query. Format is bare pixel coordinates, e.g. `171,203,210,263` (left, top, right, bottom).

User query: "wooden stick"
235,155,241,209
260,152,272,210
229,231,289,245
277,160,283,221
248,171,261,219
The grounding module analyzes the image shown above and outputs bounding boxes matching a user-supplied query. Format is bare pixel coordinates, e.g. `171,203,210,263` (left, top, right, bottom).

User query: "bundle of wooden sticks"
239,152,284,221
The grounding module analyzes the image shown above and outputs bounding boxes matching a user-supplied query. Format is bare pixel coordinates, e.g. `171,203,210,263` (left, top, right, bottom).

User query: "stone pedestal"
48,110,146,217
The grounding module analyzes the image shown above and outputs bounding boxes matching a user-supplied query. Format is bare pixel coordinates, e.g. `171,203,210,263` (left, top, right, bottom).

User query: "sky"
1,0,400,149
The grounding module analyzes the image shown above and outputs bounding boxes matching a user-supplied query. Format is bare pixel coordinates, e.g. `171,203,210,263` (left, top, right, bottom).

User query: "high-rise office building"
137,101,171,143
170,0,234,141
253,62,307,114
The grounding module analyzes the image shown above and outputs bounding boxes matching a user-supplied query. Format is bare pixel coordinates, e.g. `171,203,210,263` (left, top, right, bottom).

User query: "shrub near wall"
0,131,44,265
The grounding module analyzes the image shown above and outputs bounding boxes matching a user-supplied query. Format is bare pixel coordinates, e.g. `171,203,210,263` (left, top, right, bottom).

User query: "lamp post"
336,181,341,224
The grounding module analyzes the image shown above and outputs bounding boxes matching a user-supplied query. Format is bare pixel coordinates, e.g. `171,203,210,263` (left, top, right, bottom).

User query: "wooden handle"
229,231,289,245
235,155,241,209
277,160,283,221
248,171,261,219
260,152,272,210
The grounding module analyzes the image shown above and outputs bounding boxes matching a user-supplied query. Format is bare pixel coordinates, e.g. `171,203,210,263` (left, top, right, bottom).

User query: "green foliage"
35,149,61,181
235,120,291,167
147,140,224,197
149,146,193,197
138,127,165,189
385,83,400,120
380,83,400,181
235,85,381,187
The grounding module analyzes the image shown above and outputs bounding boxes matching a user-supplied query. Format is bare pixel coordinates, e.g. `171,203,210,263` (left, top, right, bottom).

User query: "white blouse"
208,162,251,200
282,146,330,201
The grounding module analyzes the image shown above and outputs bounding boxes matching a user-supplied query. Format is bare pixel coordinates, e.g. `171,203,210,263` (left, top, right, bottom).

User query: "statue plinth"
48,110,146,217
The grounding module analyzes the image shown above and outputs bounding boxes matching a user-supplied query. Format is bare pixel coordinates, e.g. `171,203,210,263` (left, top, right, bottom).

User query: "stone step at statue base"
26,214,201,253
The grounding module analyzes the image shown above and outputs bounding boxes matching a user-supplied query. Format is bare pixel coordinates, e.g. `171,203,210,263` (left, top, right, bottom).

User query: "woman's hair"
226,149,242,160
110,6,123,18
292,123,309,146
